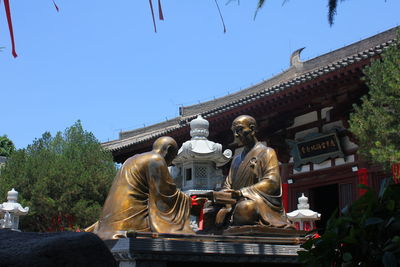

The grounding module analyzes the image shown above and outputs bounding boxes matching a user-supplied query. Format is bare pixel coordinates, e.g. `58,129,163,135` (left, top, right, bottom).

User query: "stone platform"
105,231,307,267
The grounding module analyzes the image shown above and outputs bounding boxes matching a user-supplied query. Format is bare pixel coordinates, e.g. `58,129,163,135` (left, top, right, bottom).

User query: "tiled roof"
102,118,183,152
180,27,397,118
103,27,398,152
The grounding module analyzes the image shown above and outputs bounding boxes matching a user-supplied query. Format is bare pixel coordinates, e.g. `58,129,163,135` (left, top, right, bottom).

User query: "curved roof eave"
102,26,398,152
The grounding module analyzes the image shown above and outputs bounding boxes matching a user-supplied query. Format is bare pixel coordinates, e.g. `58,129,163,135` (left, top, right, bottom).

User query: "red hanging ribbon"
149,0,164,32
148,0,157,33
392,163,400,184
158,0,164,20
214,0,226,33
52,0,59,12
3,0,17,57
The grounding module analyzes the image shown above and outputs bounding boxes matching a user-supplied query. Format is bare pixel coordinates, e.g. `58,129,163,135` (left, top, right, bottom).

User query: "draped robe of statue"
95,151,194,240
223,142,293,228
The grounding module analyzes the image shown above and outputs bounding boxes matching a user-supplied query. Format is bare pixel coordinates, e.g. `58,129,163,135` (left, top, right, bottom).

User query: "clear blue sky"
1,0,399,149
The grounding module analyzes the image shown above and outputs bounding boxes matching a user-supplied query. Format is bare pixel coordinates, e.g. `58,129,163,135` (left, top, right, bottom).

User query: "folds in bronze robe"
223,142,293,228
94,151,194,239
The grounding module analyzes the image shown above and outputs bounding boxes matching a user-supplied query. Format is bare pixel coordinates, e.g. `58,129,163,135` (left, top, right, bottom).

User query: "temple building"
102,27,398,229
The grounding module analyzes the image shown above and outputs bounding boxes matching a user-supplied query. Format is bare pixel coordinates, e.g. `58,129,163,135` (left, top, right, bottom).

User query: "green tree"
349,33,400,170
0,121,117,232
0,135,15,157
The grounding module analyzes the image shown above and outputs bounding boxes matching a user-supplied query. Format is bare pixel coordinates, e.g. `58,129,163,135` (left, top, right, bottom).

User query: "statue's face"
232,119,255,147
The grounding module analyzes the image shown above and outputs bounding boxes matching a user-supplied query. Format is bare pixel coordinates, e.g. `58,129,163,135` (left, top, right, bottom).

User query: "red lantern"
303,221,312,231
393,163,400,184
357,168,368,196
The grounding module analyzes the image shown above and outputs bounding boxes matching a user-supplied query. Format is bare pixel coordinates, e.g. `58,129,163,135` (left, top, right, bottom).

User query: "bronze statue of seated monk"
212,115,294,231
86,136,195,239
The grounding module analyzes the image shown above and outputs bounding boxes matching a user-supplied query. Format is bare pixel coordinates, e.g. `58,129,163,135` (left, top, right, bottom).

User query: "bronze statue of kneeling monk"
86,136,196,239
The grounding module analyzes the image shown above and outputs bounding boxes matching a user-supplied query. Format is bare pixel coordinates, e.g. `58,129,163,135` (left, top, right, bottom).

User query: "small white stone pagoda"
0,188,29,231
171,115,232,195
287,193,321,231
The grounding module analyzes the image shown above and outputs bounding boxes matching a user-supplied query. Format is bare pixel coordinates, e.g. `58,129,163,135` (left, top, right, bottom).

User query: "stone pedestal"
222,225,306,237
105,232,306,267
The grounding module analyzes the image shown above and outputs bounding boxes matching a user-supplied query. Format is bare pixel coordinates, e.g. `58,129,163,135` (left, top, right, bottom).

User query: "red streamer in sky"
148,0,157,33
149,0,164,33
214,0,226,33
158,0,164,20
3,0,17,57
52,0,59,12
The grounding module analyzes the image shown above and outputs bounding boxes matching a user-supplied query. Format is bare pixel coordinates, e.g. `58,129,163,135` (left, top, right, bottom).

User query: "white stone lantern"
172,115,232,195
0,188,29,231
287,193,320,231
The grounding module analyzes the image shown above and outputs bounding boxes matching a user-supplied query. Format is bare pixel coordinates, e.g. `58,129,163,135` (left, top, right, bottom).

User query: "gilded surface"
92,137,194,239
217,115,294,228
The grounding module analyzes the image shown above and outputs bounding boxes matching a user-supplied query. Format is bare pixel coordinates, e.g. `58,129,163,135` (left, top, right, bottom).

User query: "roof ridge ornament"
290,47,305,68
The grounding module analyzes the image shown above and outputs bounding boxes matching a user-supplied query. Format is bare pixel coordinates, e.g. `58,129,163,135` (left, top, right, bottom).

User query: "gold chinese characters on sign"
301,140,337,153
298,134,339,158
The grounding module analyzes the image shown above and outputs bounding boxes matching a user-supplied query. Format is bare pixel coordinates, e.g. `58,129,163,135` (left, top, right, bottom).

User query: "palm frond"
254,0,265,19
328,0,338,26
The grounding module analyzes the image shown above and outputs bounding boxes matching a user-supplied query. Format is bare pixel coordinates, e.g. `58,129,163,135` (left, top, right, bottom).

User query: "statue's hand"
232,190,243,200
216,207,232,225
222,189,242,200
213,191,237,205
